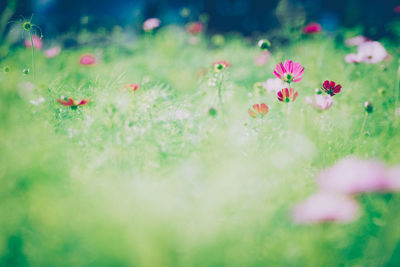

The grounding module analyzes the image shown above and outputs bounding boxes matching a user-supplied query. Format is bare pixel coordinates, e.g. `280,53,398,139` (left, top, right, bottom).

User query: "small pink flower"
187,22,203,35
254,51,270,66
45,46,61,58
345,35,368,47
302,22,322,34
124,83,139,92
24,35,42,50
395,6,400,13
305,94,333,110
277,88,298,103
79,54,97,65
273,60,304,83
143,18,161,31
262,78,285,93
317,157,391,195
292,192,359,224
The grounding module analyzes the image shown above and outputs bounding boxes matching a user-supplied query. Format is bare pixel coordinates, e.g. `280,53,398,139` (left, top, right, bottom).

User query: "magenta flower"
305,94,333,110
273,60,304,83
322,80,342,96
292,192,359,224
317,157,392,195
24,35,42,50
302,22,322,34
143,18,161,31
79,54,97,66
45,46,61,58
395,6,400,13
187,22,203,35
277,88,298,103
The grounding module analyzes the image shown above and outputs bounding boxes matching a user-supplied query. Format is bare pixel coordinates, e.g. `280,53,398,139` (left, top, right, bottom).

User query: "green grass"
0,27,400,266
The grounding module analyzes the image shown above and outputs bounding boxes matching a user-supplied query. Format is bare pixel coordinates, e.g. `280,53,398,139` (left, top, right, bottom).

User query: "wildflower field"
1,14,400,267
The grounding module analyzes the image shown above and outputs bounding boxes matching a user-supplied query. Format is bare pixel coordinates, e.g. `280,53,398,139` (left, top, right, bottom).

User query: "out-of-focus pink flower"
248,103,269,118
273,60,304,83
317,157,391,194
262,78,285,93
302,22,322,34
394,6,400,13
24,35,42,50
345,53,364,63
387,167,400,191
57,97,89,109
305,94,333,110
254,51,270,66
124,83,139,92
186,22,203,35
345,35,368,47
45,46,61,58
357,41,388,64
292,192,359,224
143,18,161,31
79,54,97,65
277,88,298,103
213,60,230,72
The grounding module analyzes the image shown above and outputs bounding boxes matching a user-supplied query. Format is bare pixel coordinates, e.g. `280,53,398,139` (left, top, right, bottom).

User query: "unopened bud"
364,101,373,113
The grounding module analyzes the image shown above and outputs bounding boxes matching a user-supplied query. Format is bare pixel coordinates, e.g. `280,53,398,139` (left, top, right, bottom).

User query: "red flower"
79,54,97,65
248,103,269,118
277,88,298,103
322,80,342,96
57,97,89,109
303,22,322,34
187,22,203,35
124,83,139,92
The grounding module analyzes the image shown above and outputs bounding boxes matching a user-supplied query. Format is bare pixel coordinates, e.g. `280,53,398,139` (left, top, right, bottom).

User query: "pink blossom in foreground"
24,35,42,50
317,157,392,194
143,18,161,31
302,22,322,34
254,51,270,66
262,78,285,93
186,22,203,35
273,60,304,83
79,54,97,65
292,192,359,224
345,35,368,47
45,46,61,58
305,94,333,110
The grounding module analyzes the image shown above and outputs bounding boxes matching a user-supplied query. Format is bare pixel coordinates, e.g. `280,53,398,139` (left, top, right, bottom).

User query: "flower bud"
3,66,10,72
258,39,271,51
208,107,217,117
378,88,386,96
315,88,323,95
364,101,373,113
23,22,32,32
23,68,30,75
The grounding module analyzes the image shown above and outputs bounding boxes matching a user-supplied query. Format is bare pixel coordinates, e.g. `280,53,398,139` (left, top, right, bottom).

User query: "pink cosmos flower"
262,78,285,93
248,103,269,118
143,18,161,31
357,41,388,64
273,60,304,83
292,192,359,224
254,51,270,66
305,94,333,110
24,35,42,50
317,157,392,195
277,88,298,103
302,22,322,34
79,54,97,65
45,46,61,58
345,35,368,47
187,22,203,35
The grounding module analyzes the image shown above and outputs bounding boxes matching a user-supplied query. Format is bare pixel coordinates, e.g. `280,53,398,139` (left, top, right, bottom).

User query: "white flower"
261,78,285,93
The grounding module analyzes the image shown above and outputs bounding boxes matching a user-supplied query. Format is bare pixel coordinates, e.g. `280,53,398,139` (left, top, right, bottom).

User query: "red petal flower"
322,80,342,96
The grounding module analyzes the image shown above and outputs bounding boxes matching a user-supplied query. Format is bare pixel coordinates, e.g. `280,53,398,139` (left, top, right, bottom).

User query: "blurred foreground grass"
0,27,400,266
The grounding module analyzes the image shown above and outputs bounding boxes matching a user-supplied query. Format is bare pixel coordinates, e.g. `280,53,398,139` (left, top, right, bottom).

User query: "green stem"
359,112,368,139
217,73,224,106
29,32,36,81
394,62,400,127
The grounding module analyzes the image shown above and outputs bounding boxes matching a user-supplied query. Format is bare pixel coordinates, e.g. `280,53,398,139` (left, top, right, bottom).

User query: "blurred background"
1,0,399,38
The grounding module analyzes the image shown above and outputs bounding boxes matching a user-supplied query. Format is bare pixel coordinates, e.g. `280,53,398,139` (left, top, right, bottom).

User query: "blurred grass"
0,26,399,266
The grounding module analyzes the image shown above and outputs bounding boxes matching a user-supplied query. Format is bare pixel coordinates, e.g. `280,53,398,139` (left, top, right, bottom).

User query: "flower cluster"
292,157,400,224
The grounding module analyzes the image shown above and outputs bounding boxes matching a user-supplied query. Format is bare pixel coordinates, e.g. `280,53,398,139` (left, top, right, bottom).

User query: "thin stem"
217,73,224,106
359,112,368,139
29,31,36,81
394,62,400,126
